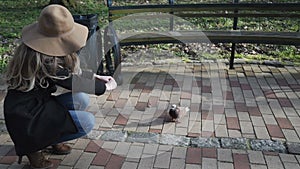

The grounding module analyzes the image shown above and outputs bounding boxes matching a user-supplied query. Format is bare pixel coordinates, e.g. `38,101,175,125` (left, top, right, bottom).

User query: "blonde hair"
6,43,81,92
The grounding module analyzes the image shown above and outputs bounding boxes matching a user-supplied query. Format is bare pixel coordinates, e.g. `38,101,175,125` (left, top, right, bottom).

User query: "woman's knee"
72,92,90,110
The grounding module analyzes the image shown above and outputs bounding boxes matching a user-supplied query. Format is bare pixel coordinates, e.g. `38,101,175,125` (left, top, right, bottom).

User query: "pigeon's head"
171,104,177,110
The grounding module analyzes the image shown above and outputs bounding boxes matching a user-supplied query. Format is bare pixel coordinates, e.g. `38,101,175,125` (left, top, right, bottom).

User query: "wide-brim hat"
21,4,88,56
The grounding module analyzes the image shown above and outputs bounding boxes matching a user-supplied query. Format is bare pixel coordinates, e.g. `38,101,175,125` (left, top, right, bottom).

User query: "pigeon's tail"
184,107,190,113
177,106,190,118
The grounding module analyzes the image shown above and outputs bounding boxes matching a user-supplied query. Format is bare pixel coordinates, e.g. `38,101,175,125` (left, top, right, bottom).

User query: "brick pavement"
1,62,300,168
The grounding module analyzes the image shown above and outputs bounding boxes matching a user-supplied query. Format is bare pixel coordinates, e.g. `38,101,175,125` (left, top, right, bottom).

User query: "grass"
0,0,107,73
0,0,299,73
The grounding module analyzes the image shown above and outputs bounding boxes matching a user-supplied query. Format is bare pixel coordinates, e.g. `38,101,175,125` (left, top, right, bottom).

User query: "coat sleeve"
54,70,106,96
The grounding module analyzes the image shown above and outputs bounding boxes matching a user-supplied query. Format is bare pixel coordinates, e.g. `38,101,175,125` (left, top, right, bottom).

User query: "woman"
4,4,117,169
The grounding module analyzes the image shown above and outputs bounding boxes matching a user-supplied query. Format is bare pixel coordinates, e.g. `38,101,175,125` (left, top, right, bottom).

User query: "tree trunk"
49,0,77,8
49,0,66,6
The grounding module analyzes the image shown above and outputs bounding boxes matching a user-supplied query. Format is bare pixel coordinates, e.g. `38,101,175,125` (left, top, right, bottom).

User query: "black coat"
4,71,106,156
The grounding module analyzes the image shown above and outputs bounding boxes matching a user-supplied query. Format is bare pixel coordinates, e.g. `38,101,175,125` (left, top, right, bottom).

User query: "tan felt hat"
21,4,88,56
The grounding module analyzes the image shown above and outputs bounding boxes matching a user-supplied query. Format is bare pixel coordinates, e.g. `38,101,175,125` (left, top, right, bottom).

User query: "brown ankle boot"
25,151,53,169
51,143,71,155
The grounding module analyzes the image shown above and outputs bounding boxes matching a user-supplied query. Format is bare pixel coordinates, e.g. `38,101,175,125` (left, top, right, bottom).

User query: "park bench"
101,0,300,84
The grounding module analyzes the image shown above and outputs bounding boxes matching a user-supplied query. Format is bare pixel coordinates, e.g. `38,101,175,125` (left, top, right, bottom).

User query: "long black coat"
4,71,106,156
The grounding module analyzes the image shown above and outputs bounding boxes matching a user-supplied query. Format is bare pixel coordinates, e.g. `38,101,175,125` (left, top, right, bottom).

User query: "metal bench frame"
102,0,300,84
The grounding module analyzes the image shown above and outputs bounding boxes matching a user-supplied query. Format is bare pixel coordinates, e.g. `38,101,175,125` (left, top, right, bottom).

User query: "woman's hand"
94,74,117,91
94,74,113,82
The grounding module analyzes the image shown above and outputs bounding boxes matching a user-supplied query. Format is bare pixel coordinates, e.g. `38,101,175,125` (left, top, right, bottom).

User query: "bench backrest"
107,0,300,20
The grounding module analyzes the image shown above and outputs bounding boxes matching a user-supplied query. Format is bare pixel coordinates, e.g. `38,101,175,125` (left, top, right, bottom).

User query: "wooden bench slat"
110,13,300,20
175,13,300,18
117,31,300,46
109,3,300,15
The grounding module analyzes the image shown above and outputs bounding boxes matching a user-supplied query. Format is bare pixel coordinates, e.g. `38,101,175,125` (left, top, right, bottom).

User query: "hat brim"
22,22,88,56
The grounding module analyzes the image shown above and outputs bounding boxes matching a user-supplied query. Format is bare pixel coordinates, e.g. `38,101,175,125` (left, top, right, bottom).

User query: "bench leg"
229,43,236,69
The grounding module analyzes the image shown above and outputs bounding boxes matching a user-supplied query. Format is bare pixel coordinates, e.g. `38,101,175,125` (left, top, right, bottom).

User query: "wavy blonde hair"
6,43,81,92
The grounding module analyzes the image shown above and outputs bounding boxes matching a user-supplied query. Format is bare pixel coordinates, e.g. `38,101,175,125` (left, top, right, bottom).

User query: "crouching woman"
3,4,117,169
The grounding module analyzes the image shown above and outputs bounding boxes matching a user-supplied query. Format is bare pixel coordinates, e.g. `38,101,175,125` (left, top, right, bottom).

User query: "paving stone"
143,144,159,155
84,140,102,153
74,152,96,169
0,164,9,169
265,156,284,169
288,116,300,127
283,162,300,169
105,154,125,169
202,158,217,169
282,129,300,142
175,127,188,136
0,156,17,165
186,147,202,164
237,111,250,121
251,116,266,127
91,148,112,166
138,156,155,169
127,132,159,144
215,124,229,137
101,116,117,128
61,149,83,166
240,121,254,134
158,145,173,153
202,148,217,158
113,142,131,156
114,99,128,108
226,117,240,130
185,164,201,169
254,126,270,139
250,139,286,153
169,158,185,169
263,115,278,125
72,139,90,150
266,125,284,138
217,149,233,162
172,146,187,159
279,154,298,163
121,162,138,169
100,130,127,142
287,142,300,155
114,114,128,126
126,145,144,161
221,138,249,150
248,107,262,116
153,151,171,168
233,153,250,169
160,134,190,146
0,123,7,133
101,141,118,151
250,164,268,169
228,130,242,138
190,137,220,148
0,134,10,145
248,150,266,164
218,162,234,169
0,145,14,156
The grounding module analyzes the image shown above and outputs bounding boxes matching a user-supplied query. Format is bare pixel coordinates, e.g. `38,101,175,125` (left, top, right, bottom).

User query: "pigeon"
169,104,180,121
169,104,190,122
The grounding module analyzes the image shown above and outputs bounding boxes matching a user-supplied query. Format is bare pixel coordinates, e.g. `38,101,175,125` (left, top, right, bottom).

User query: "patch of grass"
0,0,108,73
0,56,9,73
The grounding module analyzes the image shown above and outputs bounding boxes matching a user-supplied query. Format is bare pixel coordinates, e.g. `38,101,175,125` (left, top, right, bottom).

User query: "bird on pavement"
169,104,189,122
